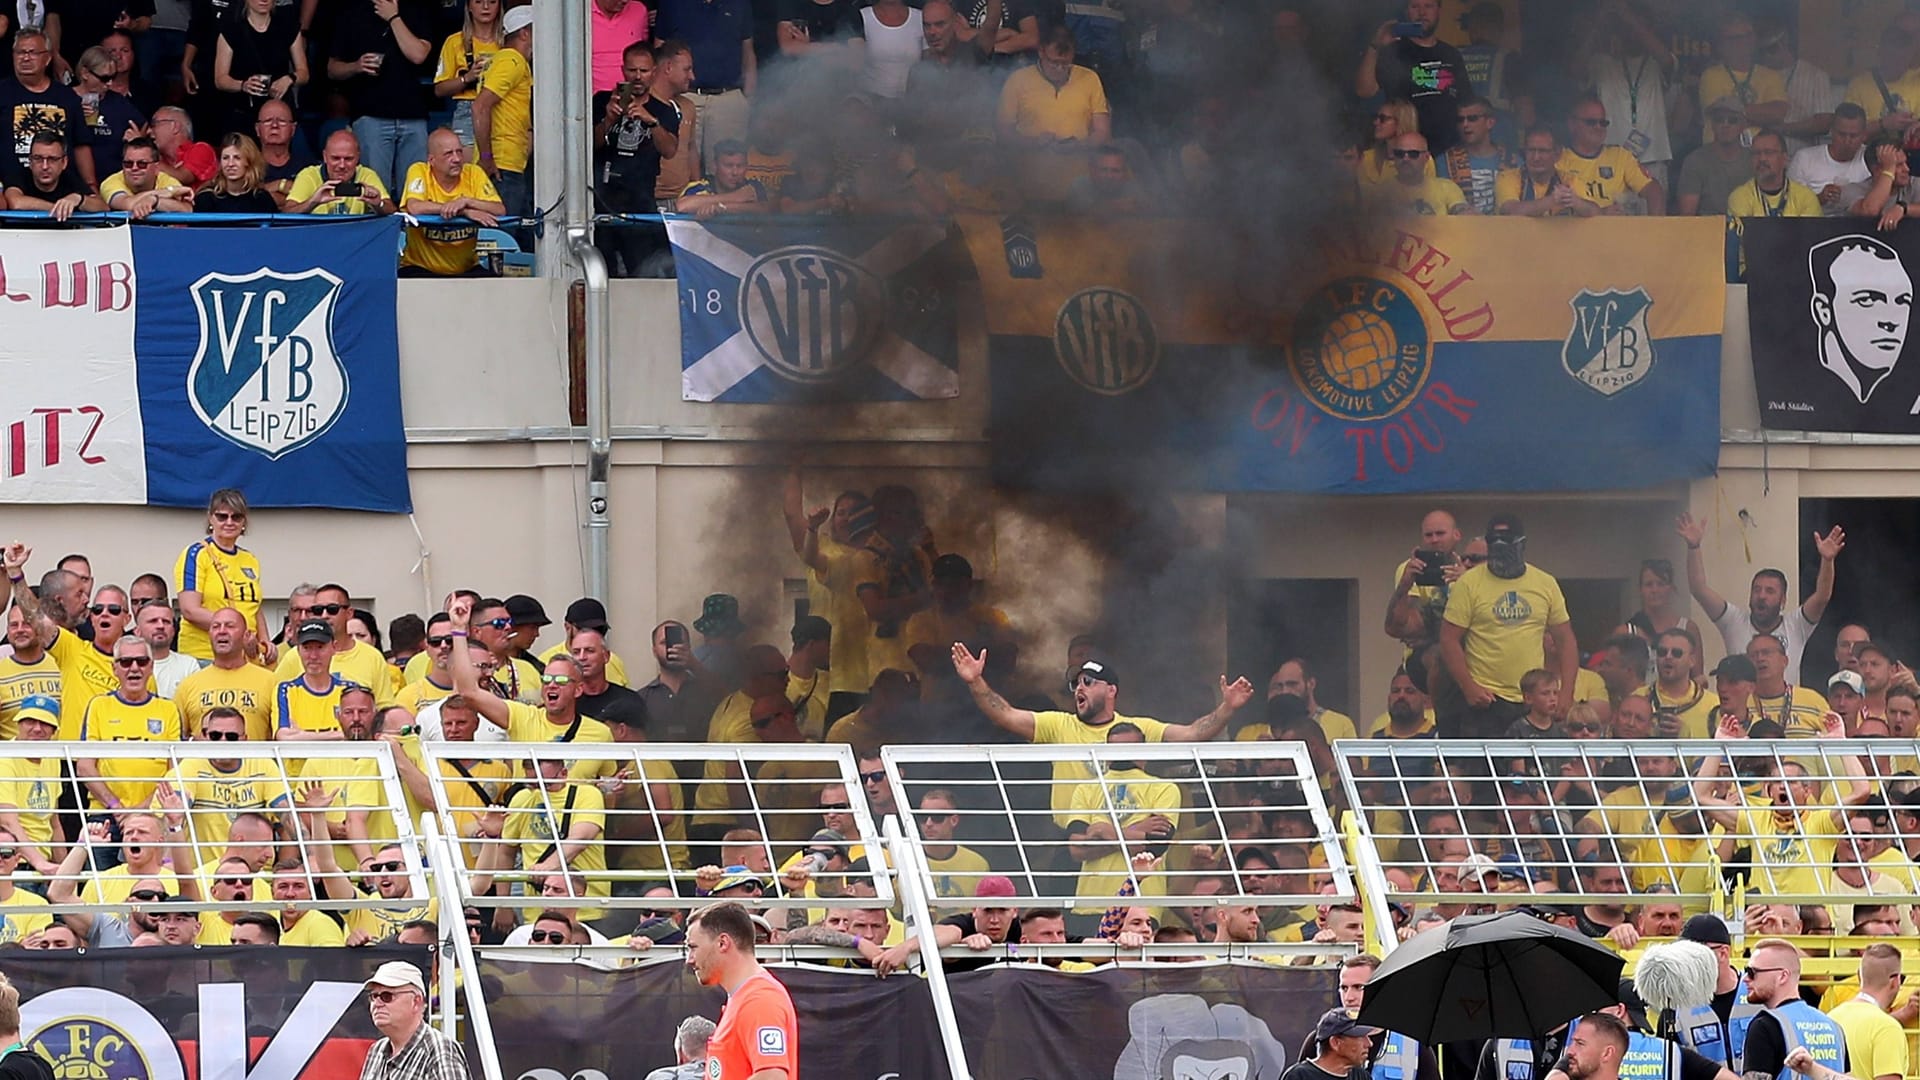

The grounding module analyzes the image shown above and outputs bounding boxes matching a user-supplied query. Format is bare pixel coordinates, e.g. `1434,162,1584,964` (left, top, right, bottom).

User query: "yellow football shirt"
174,661,280,741
0,890,51,945
286,164,390,215
78,691,184,808
399,162,501,276
347,897,438,943
1066,768,1179,912
606,758,690,874
1646,684,1719,741
1555,146,1653,209
1494,168,1578,214
926,845,992,898
503,701,616,781
1739,805,1844,896
1725,180,1821,219
276,676,346,736
0,755,60,856
1442,564,1571,701
1830,994,1909,1080
1751,685,1831,739
48,629,119,740
273,639,397,705
1032,711,1170,824
1367,175,1469,216
81,865,182,907
1697,63,1789,142
433,32,501,103
282,909,347,946
395,677,455,714
505,783,609,899
1843,68,1920,123
0,653,59,740
177,756,286,868
439,756,514,867
478,46,532,174
172,539,264,660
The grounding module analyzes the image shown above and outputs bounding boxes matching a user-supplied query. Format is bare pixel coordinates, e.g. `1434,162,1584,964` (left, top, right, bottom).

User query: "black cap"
1680,913,1732,945
1711,655,1758,683
1314,1008,1381,1042
1075,659,1118,687
1486,513,1525,539
791,614,831,647
295,619,334,646
504,595,550,628
564,597,610,632
931,553,974,581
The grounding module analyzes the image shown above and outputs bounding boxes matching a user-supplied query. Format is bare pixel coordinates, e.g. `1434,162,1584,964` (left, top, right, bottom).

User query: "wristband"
5,574,20,583
449,629,468,637
1686,543,1700,550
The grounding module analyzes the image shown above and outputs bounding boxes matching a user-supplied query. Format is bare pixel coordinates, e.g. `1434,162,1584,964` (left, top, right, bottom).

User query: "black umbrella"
1356,910,1624,1043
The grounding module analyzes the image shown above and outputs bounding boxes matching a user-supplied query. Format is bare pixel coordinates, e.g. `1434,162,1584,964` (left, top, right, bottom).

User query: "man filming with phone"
1357,0,1473,153
286,129,395,214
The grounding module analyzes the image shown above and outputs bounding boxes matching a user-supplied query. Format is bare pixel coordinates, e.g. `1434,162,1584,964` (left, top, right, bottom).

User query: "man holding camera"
594,40,681,277
286,129,394,214
1438,514,1578,739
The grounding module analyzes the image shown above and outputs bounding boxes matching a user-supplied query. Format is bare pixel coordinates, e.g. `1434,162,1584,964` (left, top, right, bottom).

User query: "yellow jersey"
296,753,386,871
0,755,60,856
1366,175,1470,216
1751,685,1831,739
346,897,437,943
0,889,51,945
1555,146,1654,209
1236,708,1357,744
433,32,501,102
503,701,617,781
853,543,932,678
1739,805,1844,896
605,757,689,874
1645,683,1719,740
286,164,390,216
537,643,630,688
504,782,609,899
273,639,397,705
820,545,873,696
1726,180,1821,219
478,46,532,174
395,677,455,714
1066,767,1179,912
1697,63,1789,142
400,162,501,276
787,668,828,741
1843,68,1920,123
174,661,281,741
1360,150,1436,186
1493,168,1579,214
48,628,120,740
81,865,182,907
282,909,347,946
996,63,1108,142
403,652,540,703
0,652,59,740
339,740,424,849
1571,667,1608,704
78,691,184,808
926,845,992,898
1442,564,1571,701
1032,711,1171,824
177,756,286,868
172,539,264,660
1829,993,1910,1080
276,675,347,735
438,756,514,867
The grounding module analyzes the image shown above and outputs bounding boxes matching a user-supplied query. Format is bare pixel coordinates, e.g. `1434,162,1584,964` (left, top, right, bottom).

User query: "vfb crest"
740,246,884,383
1053,287,1159,395
1563,287,1655,396
187,267,349,459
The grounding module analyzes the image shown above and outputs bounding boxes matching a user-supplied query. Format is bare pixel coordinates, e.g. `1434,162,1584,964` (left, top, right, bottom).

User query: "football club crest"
146,719,164,735
1563,288,1655,396
187,267,349,460
1288,275,1432,421
739,246,885,383
1053,287,1160,395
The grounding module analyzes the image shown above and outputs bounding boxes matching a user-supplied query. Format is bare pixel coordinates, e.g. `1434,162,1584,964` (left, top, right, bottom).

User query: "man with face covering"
1439,514,1577,739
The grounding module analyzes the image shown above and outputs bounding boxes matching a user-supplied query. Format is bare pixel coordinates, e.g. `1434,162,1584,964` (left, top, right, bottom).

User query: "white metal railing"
0,741,426,914
1334,737,1920,916
419,742,891,909
881,742,1356,912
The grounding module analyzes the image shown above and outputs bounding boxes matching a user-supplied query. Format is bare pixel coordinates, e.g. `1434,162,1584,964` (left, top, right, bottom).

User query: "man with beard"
0,602,58,741
1740,939,1847,1080
1648,629,1719,740
1284,1009,1382,1080
1239,658,1356,743
1369,670,1435,738
1677,513,1843,683
951,648,1253,826
1439,514,1577,739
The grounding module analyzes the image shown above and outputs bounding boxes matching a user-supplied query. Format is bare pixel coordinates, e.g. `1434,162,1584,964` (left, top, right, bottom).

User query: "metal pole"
560,0,591,239
571,232,611,605
530,0,565,278
423,814,505,1080
885,817,973,1080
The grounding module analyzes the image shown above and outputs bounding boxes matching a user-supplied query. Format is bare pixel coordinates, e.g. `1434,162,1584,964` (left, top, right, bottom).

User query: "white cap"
1828,670,1866,695
502,6,534,36
364,961,427,994
1458,853,1499,887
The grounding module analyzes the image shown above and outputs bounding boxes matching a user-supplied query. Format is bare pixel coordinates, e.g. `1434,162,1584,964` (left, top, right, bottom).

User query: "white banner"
0,226,143,503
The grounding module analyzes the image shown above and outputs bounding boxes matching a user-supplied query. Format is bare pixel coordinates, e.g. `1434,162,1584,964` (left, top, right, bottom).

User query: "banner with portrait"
1744,218,1920,433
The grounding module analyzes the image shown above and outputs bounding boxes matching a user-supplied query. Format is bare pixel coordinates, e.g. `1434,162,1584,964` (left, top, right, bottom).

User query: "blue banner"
667,219,964,403
960,216,1726,494
131,219,410,512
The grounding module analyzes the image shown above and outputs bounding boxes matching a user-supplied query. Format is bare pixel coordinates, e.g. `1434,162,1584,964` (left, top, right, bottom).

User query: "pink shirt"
591,0,650,93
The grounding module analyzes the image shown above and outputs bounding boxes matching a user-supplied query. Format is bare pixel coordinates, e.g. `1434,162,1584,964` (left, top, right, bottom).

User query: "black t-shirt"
0,77,85,172
576,681,650,731
1675,1044,1725,1080
57,0,155,66
938,912,1020,972
263,136,317,182
221,7,301,83
196,187,277,212
593,90,679,206
1376,37,1472,153
329,0,432,119
1281,1061,1368,1080
1743,1012,1788,1079
0,1049,53,1080
4,160,86,198
777,0,861,42
82,88,142,177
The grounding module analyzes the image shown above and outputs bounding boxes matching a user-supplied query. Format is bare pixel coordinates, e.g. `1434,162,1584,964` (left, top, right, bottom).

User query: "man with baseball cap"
875,874,1022,976
1284,1009,1381,1080
1826,671,1866,732
1439,512,1578,739
1660,914,1763,1068
1711,656,1759,730
539,598,633,687
503,595,550,668
0,695,63,873
362,961,470,1080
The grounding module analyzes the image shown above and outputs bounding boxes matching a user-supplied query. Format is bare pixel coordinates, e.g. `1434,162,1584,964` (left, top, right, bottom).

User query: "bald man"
287,130,395,215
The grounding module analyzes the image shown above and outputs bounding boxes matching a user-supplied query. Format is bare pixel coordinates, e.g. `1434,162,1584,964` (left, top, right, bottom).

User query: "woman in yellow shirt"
174,488,271,664
433,0,503,149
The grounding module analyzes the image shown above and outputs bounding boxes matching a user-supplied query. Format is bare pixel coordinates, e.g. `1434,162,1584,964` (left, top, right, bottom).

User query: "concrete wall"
6,280,1907,725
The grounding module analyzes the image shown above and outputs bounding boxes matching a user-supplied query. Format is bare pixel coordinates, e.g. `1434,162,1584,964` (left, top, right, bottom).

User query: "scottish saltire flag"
0,219,410,512
668,219,964,402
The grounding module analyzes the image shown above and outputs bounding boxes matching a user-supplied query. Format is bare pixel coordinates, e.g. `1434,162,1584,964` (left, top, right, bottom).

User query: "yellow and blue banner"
961,216,1725,493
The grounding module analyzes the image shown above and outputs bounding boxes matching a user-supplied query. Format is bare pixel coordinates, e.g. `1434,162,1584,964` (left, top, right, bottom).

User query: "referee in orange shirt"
687,901,798,1080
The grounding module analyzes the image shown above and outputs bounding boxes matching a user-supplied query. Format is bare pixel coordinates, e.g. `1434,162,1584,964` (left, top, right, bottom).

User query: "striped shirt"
1775,60,1839,155
359,1023,471,1080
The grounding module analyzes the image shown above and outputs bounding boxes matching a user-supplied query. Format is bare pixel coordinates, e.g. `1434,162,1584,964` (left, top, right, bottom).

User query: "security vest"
1492,1036,1563,1080
1504,1024,1678,1080
1373,1031,1420,1080
1766,1002,1844,1080
1675,983,1762,1069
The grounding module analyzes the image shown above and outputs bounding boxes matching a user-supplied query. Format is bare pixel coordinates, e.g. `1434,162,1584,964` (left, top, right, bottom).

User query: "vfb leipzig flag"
5,943,430,1080
668,219,966,403
1745,217,1920,433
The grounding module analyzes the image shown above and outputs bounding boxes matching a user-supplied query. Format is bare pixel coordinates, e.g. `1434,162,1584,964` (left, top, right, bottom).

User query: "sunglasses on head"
368,860,404,874
528,929,568,944
90,603,124,616
205,730,242,741
427,635,453,648
115,657,151,667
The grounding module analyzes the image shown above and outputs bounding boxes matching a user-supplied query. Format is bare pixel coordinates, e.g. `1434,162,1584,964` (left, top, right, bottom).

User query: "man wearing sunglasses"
1739,938,1845,1080
174,608,279,741
361,961,469,1080
1561,94,1666,215
1366,132,1472,216
503,876,611,945
467,597,543,706
0,828,51,945
342,840,437,945
396,613,460,714
447,597,616,782
2,539,132,742
1646,629,1718,741
271,583,397,706
173,712,278,868
188,854,268,945
76,637,184,812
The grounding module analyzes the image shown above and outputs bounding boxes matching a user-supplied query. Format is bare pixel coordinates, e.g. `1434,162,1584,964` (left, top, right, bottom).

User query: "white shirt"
1712,602,1818,683
1592,53,1672,164
1788,143,1869,215
150,650,205,699
860,5,924,100
413,698,508,744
